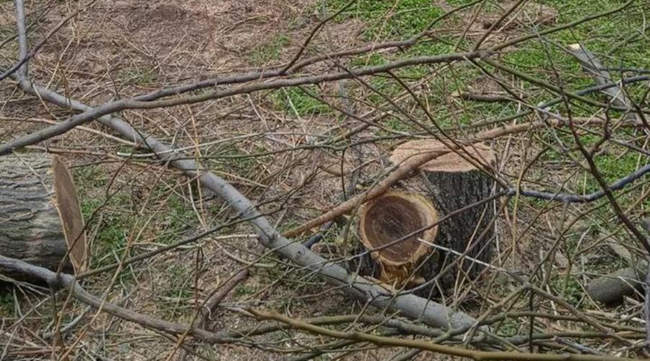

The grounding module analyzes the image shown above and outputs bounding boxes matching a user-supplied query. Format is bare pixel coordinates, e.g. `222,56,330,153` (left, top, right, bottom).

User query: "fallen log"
586,263,646,305
587,220,650,305
567,43,631,110
0,153,87,278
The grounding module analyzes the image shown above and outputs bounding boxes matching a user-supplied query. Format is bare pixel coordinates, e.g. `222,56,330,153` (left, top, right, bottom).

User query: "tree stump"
389,140,497,291
357,191,438,288
0,153,87,279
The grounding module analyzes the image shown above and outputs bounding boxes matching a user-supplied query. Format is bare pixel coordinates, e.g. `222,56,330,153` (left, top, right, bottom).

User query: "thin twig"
250,309,639,361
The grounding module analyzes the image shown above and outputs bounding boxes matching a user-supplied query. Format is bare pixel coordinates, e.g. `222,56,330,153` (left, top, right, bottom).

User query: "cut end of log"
358,191,438,284
567,43,581,51
0,153,87,279
389,140,495,173
52,156,87,273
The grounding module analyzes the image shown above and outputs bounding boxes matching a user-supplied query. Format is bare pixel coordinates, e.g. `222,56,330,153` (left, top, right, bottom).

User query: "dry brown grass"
1,0,649,360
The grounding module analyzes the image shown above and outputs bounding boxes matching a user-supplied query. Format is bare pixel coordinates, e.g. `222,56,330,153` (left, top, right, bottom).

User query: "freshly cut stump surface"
359,191,438,287
0,153,87,278
390,140,497,291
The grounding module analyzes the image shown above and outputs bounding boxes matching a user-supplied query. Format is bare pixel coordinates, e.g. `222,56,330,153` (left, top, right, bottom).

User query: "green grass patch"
119,67,158,86
328,0,443,39
381,115,411,132
505,1,649,103
208,143,260,178
495,316,521,337
550,274,583,306
74,166,132,262
0,292,14,316
234,284,256,297
148,185,198,245
250,33,290,65
404,40,456,58
350,52,389,67
74,166,199,267
272,86,333,116
537,130,647,194
158,264,193,318
81,193,132,268
74,165,107,190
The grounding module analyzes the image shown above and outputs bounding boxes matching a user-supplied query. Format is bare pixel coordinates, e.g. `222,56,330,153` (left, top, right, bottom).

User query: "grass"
2,0,649,358
0,292,14,316
234,283,256,297
382,115,411,132
250,33,291,65
83,197,131,268
536,129,648,195
550,274,583,306
495,317,522,338
159,264,193,318
74,164,107,189
207,143,260,180
328,0,443,39
465,0,650,240
74,164,201,269
272,86,333,116
143,182,200,245
74,165,131,265
119,66,158,86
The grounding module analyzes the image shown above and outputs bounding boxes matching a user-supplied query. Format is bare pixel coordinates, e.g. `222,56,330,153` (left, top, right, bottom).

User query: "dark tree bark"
0,153,86,279
389,140,498,292
319,140,498,296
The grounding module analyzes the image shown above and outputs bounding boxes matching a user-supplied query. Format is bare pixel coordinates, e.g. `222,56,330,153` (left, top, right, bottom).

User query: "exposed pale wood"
390,140,497,290
390,140,496,173
358,191,438,287
567,43,630,109
0,153,86,278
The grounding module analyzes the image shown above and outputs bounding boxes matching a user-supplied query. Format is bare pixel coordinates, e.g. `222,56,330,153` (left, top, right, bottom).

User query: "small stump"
390,140,497,291
358,191,438,287
0,153,87,279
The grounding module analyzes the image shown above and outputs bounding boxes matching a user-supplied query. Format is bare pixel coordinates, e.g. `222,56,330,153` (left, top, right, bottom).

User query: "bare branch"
8,75,479,331
0,51,487,155
0,255,230,343
0,2,87,81
250,309,639,361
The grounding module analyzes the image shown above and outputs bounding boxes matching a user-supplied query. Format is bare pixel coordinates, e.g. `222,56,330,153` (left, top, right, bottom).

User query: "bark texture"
0,153,86,278
390,140,497,292
421,166,495,283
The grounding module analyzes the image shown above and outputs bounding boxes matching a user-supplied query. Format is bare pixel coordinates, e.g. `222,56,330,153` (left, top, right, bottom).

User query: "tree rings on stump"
390,140,497,290
0,153,87,279
358,191,438,288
